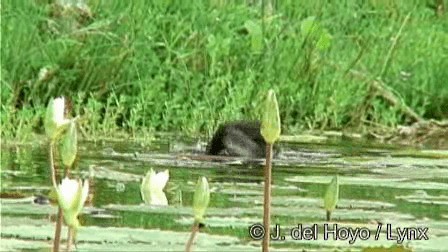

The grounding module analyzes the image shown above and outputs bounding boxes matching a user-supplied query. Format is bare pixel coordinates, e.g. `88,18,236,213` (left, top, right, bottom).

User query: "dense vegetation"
1,0,447,141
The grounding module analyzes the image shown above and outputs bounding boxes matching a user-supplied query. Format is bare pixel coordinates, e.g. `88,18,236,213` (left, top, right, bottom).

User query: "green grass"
1,0,447,141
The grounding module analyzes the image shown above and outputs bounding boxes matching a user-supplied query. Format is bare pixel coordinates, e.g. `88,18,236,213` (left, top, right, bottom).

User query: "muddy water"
1,138,447,251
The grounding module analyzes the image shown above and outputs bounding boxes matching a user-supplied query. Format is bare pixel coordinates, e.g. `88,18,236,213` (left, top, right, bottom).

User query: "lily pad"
229,196,395,210
175,216,259,228
1,218,258,251
395,190,448,205
371,167,448,179
285,176,448,190
90,165,142,182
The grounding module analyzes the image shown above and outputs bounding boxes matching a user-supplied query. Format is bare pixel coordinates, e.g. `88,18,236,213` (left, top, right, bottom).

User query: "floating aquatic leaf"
229,195,394,209
279,134,328,143
396,190,448,205
394,149,448,159
1,218,257,251
89,165,141,182
0,202,56,215
176,216,259,228
285,176,448,190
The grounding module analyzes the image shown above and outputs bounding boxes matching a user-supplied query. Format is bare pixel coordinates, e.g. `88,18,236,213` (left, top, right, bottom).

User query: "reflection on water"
1,138,448,251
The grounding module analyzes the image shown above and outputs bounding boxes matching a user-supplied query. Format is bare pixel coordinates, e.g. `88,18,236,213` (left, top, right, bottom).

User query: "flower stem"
50,142,61,252
49,142,57,188
67,227,73,252
185,221,199,252
262,143,273,252
51,142,73,252
53,208,63,252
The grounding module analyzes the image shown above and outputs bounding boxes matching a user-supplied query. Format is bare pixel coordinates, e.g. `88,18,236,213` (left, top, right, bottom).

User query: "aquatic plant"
260,89,281,252
140,168,170,206
55,177,89,249
324,175,339,221
44,97,71,141
44,96,86,251
261,90,281,144
186,176,210,252
56,177,89,228
60,121,78,168
192,177,210,223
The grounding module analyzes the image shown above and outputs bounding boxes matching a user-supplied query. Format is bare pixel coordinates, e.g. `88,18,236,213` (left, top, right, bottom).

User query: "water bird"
206,121,271,158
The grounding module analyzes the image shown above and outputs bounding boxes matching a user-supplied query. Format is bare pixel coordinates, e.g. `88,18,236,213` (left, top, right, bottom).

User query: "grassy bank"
1,0,447,141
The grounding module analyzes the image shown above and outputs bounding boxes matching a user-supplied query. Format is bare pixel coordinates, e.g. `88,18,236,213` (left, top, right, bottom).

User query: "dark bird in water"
206,120,271,158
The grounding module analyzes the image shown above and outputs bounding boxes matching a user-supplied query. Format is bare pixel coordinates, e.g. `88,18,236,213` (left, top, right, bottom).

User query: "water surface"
1,137,447,251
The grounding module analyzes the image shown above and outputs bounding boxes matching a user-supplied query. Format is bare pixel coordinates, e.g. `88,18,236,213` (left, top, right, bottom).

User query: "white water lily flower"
44,97,71,140
56,177,89,228
140,169,169,206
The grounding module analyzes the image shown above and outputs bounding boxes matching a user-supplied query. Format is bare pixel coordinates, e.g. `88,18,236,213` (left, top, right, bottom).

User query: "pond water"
1,137,448,251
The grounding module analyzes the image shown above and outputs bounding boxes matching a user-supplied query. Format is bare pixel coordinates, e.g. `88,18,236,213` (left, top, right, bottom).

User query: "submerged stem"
263,143,273,252
185,222,199,252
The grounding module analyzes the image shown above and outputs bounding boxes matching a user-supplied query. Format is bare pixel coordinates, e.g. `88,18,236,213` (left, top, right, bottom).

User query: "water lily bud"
140,169,169,206
55,177,89,229
60,121,78,168
324,175,339,221
44,97,70,141
261,89,281,144
193,177,210,223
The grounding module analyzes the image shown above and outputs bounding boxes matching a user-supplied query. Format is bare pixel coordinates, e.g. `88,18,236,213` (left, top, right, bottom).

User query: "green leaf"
60,121,78,168
316,30,332,51
300,16,318,37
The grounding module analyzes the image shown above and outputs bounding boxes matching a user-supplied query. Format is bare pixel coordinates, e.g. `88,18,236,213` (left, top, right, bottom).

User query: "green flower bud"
56,177,89,229
44,97,70,141
324,175,339,220
193,177,210,223
261,89,281,144
60,121,78,168
140,169,169,206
